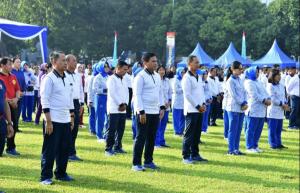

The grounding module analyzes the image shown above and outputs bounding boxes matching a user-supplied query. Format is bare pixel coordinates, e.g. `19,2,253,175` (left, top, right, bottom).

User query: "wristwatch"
7,122,13,126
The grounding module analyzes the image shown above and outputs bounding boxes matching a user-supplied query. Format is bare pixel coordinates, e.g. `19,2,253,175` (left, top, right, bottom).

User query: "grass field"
0,114,299,193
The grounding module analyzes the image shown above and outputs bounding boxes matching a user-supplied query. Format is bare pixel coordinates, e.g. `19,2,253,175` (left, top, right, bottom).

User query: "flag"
112,31,118,67
241,31,246,59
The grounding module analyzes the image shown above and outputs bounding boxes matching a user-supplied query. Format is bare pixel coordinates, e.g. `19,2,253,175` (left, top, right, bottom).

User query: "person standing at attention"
105,61,129,156
181,55,208,164
132,53,165,171
65,55,84,162
40,51,75,185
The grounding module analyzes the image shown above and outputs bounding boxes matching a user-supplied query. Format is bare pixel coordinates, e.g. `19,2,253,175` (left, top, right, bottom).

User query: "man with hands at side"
40,51,75,185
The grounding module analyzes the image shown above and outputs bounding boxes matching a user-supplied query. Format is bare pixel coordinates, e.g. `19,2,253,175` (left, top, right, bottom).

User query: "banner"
166,32,176,67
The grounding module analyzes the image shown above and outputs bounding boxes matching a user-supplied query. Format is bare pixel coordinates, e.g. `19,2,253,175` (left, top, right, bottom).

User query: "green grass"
0,113,299,193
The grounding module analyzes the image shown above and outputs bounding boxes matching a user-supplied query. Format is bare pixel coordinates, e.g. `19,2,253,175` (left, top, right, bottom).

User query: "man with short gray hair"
40,51,75,185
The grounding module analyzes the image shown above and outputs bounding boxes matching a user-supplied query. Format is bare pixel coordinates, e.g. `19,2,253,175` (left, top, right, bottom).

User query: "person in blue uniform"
92,62,110,142
244,66,271,153
21,61,37,122
155,65,172,147
199,69,213,134
225,61,248,155
87,63,99,136
222,69,230,140
266,69,289,149
0,79,14,157
171,67,186,136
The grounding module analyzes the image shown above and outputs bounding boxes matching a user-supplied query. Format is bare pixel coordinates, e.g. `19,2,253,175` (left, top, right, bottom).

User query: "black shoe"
160,144,171,148
192,155,208,162
211,123,217,126
114,149,127,154
270,146,280,150
227,151,235,155
234,150,245,155
90,132,96,136
68,155,83,161
56,175,74,181
278,145,288,149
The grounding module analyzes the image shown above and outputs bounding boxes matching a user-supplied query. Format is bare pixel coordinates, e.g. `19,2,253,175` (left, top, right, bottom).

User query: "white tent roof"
0,17,37,26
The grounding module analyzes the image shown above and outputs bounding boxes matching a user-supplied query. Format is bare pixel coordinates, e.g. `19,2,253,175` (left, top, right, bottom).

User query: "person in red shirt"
0,57,21,156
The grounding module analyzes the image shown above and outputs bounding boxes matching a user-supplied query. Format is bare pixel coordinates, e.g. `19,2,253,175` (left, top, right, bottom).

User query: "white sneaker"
255,147,263,153
202,131,208,135
97,139,106,143
246,148,259,153
132,165,145,172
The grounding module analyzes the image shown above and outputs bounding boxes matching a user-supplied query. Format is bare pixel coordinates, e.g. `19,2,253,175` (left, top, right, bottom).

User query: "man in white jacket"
65,55,84,162
105,61,129,156
132,53,165,171
286,74,300,129
182,55,208,164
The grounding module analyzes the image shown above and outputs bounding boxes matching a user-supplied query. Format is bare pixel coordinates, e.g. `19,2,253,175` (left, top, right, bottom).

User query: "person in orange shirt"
0,57,21,156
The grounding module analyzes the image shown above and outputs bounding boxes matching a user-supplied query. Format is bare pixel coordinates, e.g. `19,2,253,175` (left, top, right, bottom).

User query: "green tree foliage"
0,0,299,62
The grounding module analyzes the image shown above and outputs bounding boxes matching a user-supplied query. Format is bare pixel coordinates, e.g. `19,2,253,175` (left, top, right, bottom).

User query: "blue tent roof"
253,40,296,68
190,43,214,66
213,42,251,68
0,18,48,63
177,57,187,68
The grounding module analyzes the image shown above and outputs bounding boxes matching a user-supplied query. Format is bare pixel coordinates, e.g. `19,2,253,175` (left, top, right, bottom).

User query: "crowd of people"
0,51,299,185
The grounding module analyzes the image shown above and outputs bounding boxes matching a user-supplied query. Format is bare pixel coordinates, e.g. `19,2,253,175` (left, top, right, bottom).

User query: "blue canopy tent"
0,18,48,63
252,39,296,68
213,42,251,68
190,42,214,67
176,57,187,68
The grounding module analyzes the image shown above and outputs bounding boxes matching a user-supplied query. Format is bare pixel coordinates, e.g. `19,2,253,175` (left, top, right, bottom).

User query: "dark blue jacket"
11,69,26,92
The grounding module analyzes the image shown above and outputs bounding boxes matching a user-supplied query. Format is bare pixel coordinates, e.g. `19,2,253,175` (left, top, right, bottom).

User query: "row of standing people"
1,52,299,184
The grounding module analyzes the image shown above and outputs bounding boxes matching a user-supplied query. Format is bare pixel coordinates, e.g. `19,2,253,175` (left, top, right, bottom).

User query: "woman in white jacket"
155,66,172,147
171,67,186,136
244,66,271,153
266,69,289,149
197,69,212,134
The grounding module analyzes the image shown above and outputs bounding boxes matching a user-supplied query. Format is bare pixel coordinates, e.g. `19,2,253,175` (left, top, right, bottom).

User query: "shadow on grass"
209,160,298,175
59,174,183,193
161,164,299,191
0,188,58,193
0,164,182,193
